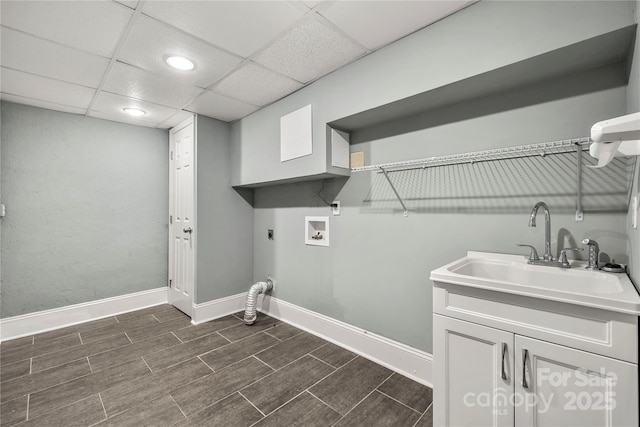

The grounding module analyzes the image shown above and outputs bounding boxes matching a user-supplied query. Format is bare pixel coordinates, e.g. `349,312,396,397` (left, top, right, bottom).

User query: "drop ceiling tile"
142,1,306,58
318,1,471,50
103,62,204,109
0,0,132,57
0,93,87,115
184,90,259,123
0,27,109,88
253,14,366,84
118,15,242,88
214,62,303,107
91,91,177,124
1,67,95,108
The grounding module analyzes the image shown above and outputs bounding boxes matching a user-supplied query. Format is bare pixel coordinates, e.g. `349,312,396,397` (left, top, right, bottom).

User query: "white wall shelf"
352,138,636,218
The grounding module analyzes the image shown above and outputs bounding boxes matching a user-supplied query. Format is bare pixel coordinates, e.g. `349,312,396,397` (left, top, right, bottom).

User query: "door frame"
168,114,197,317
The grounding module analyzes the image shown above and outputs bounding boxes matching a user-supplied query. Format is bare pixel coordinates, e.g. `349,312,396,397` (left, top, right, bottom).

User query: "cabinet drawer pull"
501,342,508,380
522,348,529,389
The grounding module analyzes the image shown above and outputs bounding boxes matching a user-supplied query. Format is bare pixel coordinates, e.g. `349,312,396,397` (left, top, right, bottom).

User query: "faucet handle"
559,247,584,267
582,238,600,270
517,244,540,262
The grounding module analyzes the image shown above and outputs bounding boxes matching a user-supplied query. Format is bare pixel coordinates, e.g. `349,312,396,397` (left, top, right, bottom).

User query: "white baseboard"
0,288,168,342
257,295,433,387
191,293,246,325
1,289,433,387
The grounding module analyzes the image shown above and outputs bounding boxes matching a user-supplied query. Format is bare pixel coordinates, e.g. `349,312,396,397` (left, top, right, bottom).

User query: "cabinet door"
515,335,638,427
434,314,514,427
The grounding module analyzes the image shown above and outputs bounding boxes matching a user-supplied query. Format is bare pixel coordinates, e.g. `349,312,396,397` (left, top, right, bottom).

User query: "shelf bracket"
380,167,409,217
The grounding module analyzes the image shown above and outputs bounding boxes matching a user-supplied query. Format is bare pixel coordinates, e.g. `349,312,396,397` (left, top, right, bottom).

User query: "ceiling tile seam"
252,7,424,93
98,88,197,112
223,10,371,89
0,90,89,113
138,12,244,62
338,1,478,55
195,44,368,123
0,24,112,61
155,113,184,129
238,5,319,62
0,65,100,91
171,5,320,95
112,0,137,11
87,110,175,127
85,1,145,117
286,0,315,15
110,59,212,94
156,108,202,129
261,3,478,92
172,85,260,120
206,59,305,100
209,76,313,124
151,4,321,99
179,106,234,125
145,62,264,127
310,11,371,54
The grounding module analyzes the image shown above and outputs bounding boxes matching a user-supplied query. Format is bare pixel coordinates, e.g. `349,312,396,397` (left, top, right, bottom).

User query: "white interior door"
169,115,195,317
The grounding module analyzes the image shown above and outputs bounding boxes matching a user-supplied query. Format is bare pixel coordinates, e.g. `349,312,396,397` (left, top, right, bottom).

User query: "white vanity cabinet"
434,314,638,427
431,252,640,427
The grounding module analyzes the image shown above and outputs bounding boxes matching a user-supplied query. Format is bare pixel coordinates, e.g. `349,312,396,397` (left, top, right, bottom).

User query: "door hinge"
170,215,173,224
169,279,172,288
170,151,174,160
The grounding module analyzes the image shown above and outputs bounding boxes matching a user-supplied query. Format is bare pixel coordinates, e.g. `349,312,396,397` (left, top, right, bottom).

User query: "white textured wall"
1,103,169,318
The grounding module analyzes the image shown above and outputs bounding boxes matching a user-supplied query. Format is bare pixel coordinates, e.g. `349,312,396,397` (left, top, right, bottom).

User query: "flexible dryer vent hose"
243,278,274,325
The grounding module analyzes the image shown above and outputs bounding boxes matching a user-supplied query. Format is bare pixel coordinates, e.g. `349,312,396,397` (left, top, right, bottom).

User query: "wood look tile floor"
0,305,433,426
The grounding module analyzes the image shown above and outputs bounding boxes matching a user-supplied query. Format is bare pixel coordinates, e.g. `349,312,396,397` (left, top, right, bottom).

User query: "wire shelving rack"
351,137,594,217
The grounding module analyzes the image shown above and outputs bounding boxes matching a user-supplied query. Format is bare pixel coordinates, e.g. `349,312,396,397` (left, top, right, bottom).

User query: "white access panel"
281,104,312,162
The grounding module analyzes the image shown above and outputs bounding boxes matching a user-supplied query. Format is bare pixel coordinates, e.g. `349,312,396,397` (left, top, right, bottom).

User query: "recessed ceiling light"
165,55,195,71
123,107,146,117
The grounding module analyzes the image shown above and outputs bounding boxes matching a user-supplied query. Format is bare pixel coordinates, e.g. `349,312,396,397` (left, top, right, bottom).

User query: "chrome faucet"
582,238,600,270
529,201,553,261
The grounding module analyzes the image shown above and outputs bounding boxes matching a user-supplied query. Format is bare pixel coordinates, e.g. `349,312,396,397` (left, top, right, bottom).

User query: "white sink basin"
430,251,640,314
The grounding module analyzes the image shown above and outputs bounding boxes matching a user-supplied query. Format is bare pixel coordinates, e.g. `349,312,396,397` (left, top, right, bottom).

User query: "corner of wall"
628,161,640,285
625,0,640,285
194,115,254,303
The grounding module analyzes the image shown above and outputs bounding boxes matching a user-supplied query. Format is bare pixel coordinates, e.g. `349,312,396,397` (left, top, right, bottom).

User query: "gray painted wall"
195,115,254,303
241,1,636,353
1,102,168,318
253,85,629,354
626,0,640,286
